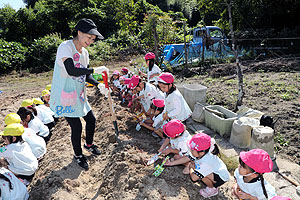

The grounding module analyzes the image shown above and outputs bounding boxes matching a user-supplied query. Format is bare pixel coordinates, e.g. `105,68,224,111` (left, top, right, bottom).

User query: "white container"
176,84,184,96
183,84,207,111
204,105,238,138
250,126,275,159
192,102,205,123
229,117,260,148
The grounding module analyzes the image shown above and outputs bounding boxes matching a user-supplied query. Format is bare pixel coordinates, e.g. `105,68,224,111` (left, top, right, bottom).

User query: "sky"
0,0,26,10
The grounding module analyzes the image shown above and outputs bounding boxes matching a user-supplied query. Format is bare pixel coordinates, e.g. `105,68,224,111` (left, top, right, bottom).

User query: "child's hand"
231,183,239,198
236,190,253,200
189,161,195,169
164,159,173,166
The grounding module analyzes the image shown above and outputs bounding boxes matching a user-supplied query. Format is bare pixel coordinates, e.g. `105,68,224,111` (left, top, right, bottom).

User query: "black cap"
75,18,104,40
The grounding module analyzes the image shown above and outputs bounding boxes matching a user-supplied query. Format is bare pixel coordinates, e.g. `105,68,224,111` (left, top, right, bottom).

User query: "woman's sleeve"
64,58,94,77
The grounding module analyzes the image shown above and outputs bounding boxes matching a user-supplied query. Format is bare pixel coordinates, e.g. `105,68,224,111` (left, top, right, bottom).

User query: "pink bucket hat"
144,52,155,60
128,75,140,89
188,132,211,151
113,70,120,75
121,67,128,73
240,149,273,173
153,99,164,108
163,119,185,138
124,78,131,85
158,72,174,84
270,197,291,200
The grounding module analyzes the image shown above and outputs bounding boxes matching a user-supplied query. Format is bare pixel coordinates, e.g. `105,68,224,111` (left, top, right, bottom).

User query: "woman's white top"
147,64,161,83
0,167,29,200
188,152,230,182
0,142,38,176
170,130,192,156
28,117,49,137
164,89,192,121
234,169,276,200
22,128,47,159
36,105,54,124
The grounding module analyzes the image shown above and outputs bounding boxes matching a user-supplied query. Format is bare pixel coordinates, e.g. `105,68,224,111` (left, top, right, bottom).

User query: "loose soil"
0,57,299,199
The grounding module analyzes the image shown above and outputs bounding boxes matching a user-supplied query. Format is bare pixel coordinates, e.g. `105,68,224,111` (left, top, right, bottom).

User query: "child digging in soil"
17,107,50,143
232,149,276,200
159,119,192,170
4,113,46,160
0,123,38,184
186,132,230,198
110,70,121,95
138,99,165,138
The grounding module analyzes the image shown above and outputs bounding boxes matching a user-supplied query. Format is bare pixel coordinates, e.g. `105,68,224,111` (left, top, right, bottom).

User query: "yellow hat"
41,89,50,97
32,98,44,105
4,113,21,125
45,84,51,91
0,123,24,136
21,99,33,107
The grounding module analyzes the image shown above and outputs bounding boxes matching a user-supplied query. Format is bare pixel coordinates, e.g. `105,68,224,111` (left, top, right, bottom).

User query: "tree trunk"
152,18,159,63
227,0,244,111
183,21,188,72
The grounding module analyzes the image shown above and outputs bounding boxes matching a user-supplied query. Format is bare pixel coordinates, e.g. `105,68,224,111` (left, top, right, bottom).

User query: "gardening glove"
93,66,109,75
97,83,110,96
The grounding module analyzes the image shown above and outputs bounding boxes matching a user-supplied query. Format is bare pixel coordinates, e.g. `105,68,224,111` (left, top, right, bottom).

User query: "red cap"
163,119,184,138
188,132,211,151
121,67,128,73
145,52,155,60
270,197,292,200
113,70,120,75
153,99,164,108
128,75,140,89
240,149,273,173
124,78,131,85
158,72,174,84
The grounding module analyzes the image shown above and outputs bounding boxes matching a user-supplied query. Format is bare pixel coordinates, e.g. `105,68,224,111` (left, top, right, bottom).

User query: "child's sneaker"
84,144,101,155
199,187,218,198
74,155,88,170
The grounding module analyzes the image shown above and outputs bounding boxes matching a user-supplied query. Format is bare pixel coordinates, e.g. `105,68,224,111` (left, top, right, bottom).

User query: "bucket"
229,117,260,148
183,84,207,111
92,73,103,81
250,126,275,159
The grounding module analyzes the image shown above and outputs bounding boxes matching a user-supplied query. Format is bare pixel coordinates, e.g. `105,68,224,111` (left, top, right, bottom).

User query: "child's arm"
140,121,154,131
158,138,170,152
236,190,258,200
164,155,190,166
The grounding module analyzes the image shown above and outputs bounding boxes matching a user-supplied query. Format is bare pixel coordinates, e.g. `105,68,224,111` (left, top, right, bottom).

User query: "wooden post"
227,0,244,111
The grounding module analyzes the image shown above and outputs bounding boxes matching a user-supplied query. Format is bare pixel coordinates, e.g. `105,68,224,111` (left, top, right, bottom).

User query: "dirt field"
0,57,299,199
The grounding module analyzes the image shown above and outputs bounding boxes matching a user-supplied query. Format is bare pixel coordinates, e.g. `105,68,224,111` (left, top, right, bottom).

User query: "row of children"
109,52,291,199
0,85,56,199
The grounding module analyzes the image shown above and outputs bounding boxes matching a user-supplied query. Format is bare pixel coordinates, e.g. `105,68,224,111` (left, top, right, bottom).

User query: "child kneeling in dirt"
158,119,192,169
0,167,29,199
4,113,46,160
186,132,230,198
232,149,276,200
110,70,121,95
138,99,165,138
17,106,50,143
157,73,192,123
0,123,38,184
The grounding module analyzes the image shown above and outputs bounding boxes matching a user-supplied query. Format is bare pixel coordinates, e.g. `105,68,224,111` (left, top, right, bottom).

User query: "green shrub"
0,39,27,74
26,33,63,73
